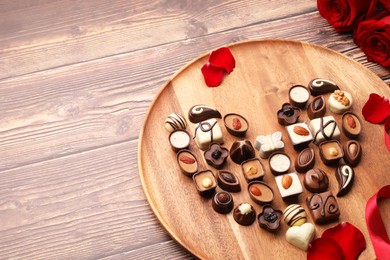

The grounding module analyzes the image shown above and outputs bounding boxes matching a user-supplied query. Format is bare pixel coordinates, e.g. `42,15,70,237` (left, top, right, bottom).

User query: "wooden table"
1,1,389,259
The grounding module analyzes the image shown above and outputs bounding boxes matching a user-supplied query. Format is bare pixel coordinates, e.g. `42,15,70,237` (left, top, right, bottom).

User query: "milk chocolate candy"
328,90,353,114
343,140,362,167
248,181,274,205
223,113,249,137
241,158,266,182
258,204,283,232
277,103,301,126
233,203,256,226
229,140,255,164
307,95,326,119
204,143,229,169
306,191,340,224
165,113,187,133
335,164,354,197
342,111,362,139
212,191,234,214
188,105,222,123
192,170,217,197
286,123,314,150
319,140,344,165
308,78,340,96
295,147,315,173
309,116,341,145
177,150,198,177
217,170,241,192
304,168,329,193
169,129,191,152
289,85,310,108
193,118,223,150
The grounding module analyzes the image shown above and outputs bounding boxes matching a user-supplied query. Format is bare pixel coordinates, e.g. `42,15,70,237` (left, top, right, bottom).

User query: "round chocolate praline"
223,113,249,137
169,129,191,152
212,191,234,214
233,203,256,226
289,85,310,108
248,181,274,205
304,168,329,193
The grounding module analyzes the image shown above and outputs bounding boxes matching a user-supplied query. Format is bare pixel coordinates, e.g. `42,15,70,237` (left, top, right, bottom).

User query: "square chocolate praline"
306,191,340,224
286,123,314,150
319,140,344,165
241,158,266,182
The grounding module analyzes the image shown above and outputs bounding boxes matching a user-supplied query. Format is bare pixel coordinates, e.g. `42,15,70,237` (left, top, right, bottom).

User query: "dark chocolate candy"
342,111,362,139
319,140,344,165
304,168,329,193
335,164,354,197
306,191,340,224
295,147,315,173
233,203,256,226
258,204,283,232
277,103,301,126
307,95,326,119
204,143,229,169
289,85,310,108
229,140,255,164
177,149,198,177
308,78,340,96
223,113,249,137
248,181,274,205
188,105,222,123
192,170,217,197
212,191,234,214
217,170,241,192
343,140,362,167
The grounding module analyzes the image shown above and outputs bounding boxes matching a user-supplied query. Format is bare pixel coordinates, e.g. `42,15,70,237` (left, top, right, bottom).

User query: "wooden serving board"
138,39,390,259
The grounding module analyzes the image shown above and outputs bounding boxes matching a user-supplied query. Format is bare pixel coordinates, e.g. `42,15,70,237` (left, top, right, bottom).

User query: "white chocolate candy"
165,113,187,132
283,204,307,227
193,118,223,150
309,116,340,145
238,203,253,215
275,172,303,198
328,90,353,114
255,131,284,158
285,223,316,251
286,123,314,150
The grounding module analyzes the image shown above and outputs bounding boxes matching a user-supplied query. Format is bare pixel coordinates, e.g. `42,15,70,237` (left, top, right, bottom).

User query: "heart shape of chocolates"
285,222,316,251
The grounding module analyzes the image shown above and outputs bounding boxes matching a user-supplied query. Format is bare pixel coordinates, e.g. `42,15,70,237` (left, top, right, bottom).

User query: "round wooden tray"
138,39,390,259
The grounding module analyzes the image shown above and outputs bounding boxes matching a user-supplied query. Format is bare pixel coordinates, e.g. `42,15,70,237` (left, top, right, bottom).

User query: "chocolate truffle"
165,113,187,133
283,204,307,227
328,90,353,114
306,191,340,224
188,105,222,123
223,113,249,137
277,103,301,126
229,140,255,164
241,158,266,182
295,147,315,173
192,170,217,197
255,131,285,159
258,204,283,232
169,129,191,152
289,85,310,108
194,118,223,150
286,123,314,150
233,203,256,226
275,172,303,199
342,111,362,139
319,140,344,165
248,181,274,205
217,170,241,192
335,164,354,197
309,116,341,145
308,78,340,96
212,191,234,214
304,168,329,193
177,149,198,177
307,95,326,119
343,140,362,167
204,143,229,169
269,152,291,176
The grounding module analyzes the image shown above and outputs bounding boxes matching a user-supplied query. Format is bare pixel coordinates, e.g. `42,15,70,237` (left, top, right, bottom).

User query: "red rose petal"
362,93,390,124
385,118,390,153
307,237,343,260
201,63,224,87
322,222,366,260
208,47,236,73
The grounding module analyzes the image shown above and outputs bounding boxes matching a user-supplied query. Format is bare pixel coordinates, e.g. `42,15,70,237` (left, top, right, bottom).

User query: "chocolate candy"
192,170,217,197
304,168,329,193
223,113,249,137
344,140,362,167
335,164,354,197
255,131,285,159
177,150,198,177
217,170,241,192
229,140,255,164
233,203,256,226
212,191,234,214
165,113,187,133
258,204,283,232
204,143,229,169
295,147,315,173
342,111,362,139
308,78,340,96
319,140,344,165
275,172,303,199
309,116,341,145
307,95,326,119
194,118,223,150
241,158,266,182
248,181,274,205
286,123,314,150
277,103,301,125
328,90,353,114
289,85,310,108
169,129,191,152
188,105,222,123
306,191,340,224
283,204,307,227
285,223,316,251
269,151,291,176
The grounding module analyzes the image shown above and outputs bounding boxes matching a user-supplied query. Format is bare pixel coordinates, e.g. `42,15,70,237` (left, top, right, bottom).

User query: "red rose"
354,14,390,67
317,0,374,32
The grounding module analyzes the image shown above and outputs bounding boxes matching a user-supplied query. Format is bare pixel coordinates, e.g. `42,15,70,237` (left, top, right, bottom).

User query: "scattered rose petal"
322,222,366,260
307,237,343,260
362,93,390,124
201,63,224,87
209,47,236,73
385,118,390,152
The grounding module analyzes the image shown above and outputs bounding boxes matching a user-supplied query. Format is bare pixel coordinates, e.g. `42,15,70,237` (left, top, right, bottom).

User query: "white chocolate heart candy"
285,222,316,251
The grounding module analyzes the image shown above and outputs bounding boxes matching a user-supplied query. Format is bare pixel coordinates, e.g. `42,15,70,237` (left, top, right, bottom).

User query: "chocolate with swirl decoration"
188,105,222,123
335,164,354,197
193,118,223,150
308,78,340,96
304,168,329,193
306,191,340,224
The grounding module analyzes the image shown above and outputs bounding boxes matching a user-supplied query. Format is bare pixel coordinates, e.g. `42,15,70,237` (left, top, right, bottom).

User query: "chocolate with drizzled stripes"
193,118,223,150
309,116,341,145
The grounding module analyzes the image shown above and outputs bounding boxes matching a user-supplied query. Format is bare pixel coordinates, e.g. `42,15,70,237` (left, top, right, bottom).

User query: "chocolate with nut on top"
233,203,256,226
192,170,217,197
223,113,249,137
241,158,266,182
212,191,234,214
342,111,362,139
